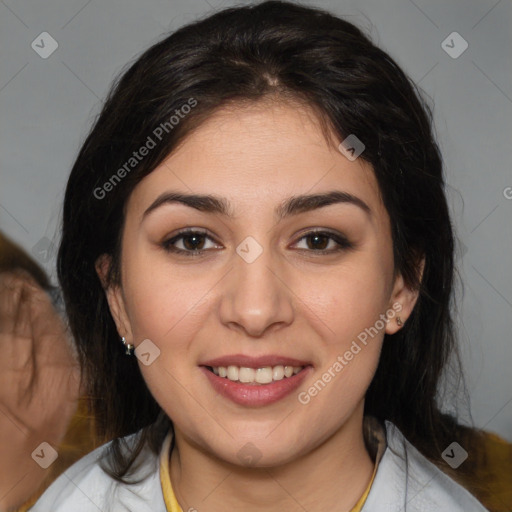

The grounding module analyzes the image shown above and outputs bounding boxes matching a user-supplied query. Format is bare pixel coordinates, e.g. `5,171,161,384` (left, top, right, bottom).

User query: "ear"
385,256,425,335
95,254,133,341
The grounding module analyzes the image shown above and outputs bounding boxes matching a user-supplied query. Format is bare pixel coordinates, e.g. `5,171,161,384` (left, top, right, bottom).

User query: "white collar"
31,419,488,511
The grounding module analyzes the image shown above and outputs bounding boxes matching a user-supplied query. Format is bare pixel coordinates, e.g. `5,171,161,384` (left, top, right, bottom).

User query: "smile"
207,365,304,384
201,364,312,407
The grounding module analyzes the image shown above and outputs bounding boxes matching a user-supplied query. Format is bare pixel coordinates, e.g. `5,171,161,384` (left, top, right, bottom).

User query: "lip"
200,354,312,368
200,364,313,407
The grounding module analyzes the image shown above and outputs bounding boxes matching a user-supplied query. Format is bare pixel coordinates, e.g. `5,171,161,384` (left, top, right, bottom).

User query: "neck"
169,404,375,512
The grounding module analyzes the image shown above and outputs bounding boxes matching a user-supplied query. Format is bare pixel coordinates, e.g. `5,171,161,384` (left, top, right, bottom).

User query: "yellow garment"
463,430,512,511
159,433,182,512
351,461,378,512
159,432,379,512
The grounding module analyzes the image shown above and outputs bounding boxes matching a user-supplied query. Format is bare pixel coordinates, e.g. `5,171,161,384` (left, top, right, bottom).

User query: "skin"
97,99,422,512
0,270,80,511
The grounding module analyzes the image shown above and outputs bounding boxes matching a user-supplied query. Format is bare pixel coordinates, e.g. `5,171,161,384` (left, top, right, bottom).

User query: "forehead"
126,100,385,223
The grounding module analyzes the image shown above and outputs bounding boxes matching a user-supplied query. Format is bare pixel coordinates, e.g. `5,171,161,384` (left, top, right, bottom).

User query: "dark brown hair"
56,0,489,500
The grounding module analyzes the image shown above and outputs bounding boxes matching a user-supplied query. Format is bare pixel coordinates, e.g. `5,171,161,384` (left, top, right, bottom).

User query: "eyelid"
161,227,353,256
162,227,219,254
291,228,353,253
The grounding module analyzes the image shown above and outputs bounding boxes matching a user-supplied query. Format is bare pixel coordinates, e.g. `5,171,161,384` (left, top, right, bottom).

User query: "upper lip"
200,354,312,368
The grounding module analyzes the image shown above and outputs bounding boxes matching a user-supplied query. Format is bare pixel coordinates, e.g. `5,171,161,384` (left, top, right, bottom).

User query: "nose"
218,241,295,338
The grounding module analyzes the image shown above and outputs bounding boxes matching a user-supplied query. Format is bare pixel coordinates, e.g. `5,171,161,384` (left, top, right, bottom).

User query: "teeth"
227,365,239,381
239,367,255,383
272,365,284,380
210,364,304,384
256,367,273,384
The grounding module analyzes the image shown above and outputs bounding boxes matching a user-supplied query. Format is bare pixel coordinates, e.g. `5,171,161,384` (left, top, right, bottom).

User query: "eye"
162,229,221,256
161,228,354,257
292,230,353,254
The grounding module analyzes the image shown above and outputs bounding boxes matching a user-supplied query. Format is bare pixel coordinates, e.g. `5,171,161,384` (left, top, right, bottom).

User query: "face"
98,100,419,467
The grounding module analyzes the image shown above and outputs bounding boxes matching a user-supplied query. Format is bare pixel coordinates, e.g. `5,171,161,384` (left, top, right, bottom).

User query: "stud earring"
396,316,403,327
121,336,134,355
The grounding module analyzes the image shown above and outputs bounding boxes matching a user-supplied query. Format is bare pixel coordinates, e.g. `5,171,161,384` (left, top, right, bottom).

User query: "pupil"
308,234,328,250
184,234,204,250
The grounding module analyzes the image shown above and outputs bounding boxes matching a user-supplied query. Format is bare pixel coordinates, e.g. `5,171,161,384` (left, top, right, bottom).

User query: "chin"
211,432,308,469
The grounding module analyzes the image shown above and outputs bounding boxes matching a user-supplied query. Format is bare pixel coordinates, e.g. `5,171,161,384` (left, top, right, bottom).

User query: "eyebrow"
142,190,372,222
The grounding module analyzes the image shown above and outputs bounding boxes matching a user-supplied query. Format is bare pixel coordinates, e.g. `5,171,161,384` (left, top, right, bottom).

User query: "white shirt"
30,420,489,511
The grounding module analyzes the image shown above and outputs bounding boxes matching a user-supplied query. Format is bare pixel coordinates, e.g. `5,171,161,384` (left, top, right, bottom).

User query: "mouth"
199,355,313,406
204,364,306,385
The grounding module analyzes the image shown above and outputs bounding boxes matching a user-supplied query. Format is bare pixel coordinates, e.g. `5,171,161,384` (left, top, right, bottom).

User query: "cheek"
298,310,385,429
122,251,209,343
299,256,392,341
123,259,207,424
295,250,390,405
298,345,382,438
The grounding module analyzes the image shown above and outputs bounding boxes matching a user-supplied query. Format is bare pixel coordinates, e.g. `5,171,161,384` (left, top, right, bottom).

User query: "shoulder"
362,420,489,511
29,431,166,512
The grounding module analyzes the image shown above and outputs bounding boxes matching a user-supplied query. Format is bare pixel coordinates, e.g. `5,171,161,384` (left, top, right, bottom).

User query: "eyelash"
161,228,354,257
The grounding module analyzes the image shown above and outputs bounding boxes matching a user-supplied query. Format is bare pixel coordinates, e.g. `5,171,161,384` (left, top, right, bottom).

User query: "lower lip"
201,366,313,407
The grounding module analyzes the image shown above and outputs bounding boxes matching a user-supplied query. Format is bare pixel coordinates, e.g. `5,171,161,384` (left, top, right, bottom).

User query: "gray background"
1,0,511,441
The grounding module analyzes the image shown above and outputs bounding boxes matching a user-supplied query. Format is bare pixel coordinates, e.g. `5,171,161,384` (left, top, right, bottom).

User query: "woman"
30,1,496,510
